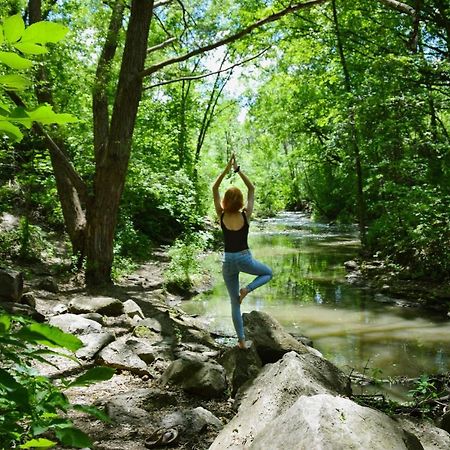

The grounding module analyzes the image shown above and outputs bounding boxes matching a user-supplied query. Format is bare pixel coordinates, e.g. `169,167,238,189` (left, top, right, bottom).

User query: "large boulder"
210,351,350,449
69,296,124,316
218,342,262,397
160,358,227,398
249,394,423,450
242,310,310,363
397,417,450,450
0,268,23,302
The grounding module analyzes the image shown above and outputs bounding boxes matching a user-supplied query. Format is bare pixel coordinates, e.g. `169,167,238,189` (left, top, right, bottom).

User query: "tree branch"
147,37,177,53
140,0,328,78
376,0,416,16
154,0,172,7
144,47,269,89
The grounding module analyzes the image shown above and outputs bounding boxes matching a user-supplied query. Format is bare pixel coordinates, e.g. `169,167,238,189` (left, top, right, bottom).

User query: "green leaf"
0,314,11,333
14,42,48,55
0,368,29,406
72,404,112,423
21,22,68,45
3,14,25,43
0,74,31,90
0,25,4,46
67,366,115,388
19,438,57,448
0,119,23,142
28,105,78,125
54,427,92,448
16,323,83,352
0,51,33,69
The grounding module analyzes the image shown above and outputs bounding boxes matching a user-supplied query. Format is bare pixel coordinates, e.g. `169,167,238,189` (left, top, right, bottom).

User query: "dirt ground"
20,253,235,450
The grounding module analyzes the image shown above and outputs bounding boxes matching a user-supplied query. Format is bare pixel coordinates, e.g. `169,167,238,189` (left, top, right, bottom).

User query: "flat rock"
97,336,152,375
76,331,115,360
49,313,102,335
69,296,124,316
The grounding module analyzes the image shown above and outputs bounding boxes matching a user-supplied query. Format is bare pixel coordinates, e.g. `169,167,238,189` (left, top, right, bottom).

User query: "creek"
181,212,450,389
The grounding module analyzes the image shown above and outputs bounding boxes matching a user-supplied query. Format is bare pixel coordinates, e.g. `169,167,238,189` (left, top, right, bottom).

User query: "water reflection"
181,212,450,378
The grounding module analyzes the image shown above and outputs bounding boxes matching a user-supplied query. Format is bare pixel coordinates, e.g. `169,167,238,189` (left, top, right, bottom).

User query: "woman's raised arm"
212,154,234,216
233,157,255,219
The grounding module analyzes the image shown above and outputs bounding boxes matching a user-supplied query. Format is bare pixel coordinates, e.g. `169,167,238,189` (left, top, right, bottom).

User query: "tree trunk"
85,0,154,287
29,0,87,261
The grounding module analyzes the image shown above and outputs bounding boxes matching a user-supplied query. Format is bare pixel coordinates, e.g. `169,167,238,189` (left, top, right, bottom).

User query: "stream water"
181,212,450,385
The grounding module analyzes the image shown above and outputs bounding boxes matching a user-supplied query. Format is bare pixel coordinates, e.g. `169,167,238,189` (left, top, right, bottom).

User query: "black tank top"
221,212,249,253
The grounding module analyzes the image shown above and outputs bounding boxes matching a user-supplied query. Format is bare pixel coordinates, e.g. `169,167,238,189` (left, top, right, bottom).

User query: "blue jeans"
222,249,273,340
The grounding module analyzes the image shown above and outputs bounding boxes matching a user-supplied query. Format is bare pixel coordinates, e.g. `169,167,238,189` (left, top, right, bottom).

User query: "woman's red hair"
222,187,244,213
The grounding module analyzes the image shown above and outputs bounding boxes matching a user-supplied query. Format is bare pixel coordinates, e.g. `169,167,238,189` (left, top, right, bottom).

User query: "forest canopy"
0,0,449,284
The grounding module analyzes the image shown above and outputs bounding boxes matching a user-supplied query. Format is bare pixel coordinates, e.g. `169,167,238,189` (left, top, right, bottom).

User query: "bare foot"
239,287,249,304
238,339,247,350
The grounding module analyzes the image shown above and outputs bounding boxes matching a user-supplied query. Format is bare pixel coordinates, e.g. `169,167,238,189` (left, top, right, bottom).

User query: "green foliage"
0,311,114,449
367,190,450,278
0,217,54,262
165,231,212,291
0,13,76,142
123,168,204,242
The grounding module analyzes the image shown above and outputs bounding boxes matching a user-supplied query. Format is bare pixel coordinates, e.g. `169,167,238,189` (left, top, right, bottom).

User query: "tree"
11,0,330,287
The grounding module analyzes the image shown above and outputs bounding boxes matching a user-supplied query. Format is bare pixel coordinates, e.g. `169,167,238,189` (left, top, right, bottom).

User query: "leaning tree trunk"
85,0,154,287
29,0,87,261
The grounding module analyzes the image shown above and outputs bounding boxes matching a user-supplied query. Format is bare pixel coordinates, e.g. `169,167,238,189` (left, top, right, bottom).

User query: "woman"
212,154,273,349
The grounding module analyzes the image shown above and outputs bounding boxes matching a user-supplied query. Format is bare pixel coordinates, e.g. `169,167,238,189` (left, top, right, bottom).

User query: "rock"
97,336,152,375
52,303,68,315
242,310,309,363
249,394,423,450
123,299,144,319
160,358,227,398
49,313,102,335
125,337,159,363
133,325,162,342
0,302,44,321
344,260,359,271
133,317,162,333
218,341,262,397
439,410,450,434
0,212,19,231
0,268,23,302
141,388,178,409
105,388,152,425
397,416,450,450
80,312,103,323
210,351,350,449
20,292,36,308
160,407,223,434
69,296,124,316
36,277,59,293
76,331,115,360
346,271,363,285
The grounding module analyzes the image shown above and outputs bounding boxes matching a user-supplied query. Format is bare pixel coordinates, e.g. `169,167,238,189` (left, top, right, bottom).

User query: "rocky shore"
1,255,450,449
344,259,450,314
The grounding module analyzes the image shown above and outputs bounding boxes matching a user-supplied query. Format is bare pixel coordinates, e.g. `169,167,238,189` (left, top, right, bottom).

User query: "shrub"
0,312,114,449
